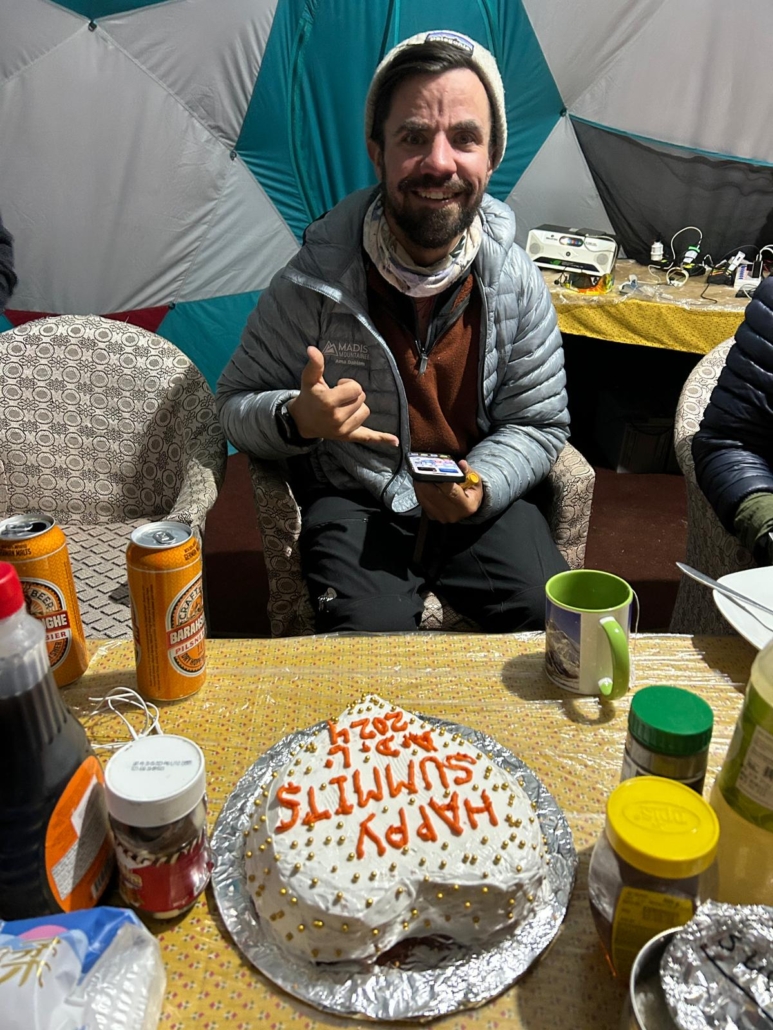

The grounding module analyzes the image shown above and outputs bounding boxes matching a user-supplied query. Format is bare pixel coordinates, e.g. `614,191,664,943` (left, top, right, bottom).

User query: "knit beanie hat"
364,29,507,170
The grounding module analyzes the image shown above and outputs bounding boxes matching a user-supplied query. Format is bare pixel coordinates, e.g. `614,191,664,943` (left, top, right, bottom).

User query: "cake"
244,695,548,964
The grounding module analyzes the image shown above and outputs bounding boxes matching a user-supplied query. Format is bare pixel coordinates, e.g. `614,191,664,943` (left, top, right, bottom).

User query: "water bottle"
0,561,113,919
709,635,773,904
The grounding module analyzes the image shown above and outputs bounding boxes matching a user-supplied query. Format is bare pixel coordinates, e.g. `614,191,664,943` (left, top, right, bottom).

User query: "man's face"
367,68,494,266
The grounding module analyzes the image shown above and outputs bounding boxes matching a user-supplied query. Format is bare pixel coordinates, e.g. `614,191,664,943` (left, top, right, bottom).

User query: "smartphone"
407,452,465,483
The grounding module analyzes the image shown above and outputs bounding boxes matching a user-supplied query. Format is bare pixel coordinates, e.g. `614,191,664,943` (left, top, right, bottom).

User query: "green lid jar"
620,685,714,794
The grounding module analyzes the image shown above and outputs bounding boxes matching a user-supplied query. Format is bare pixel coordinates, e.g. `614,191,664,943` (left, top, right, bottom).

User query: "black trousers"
297,488,568,634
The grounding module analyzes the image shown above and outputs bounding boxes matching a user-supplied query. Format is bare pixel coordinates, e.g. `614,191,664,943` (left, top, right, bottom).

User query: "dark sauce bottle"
0,561,113,919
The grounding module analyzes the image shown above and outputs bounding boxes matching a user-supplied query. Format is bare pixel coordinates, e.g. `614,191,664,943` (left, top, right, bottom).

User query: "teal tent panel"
370,0,564,198
157,291,260,393
50,0,172,17
488,1,563,197
238,0,563,239
236,0,380,241
0,315,12,332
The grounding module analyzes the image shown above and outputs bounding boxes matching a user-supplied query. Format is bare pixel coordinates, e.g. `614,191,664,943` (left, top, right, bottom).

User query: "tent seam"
563,0,671,111
0,6,86,91
570,116,773,170
173,156,297,304
92,22,297,302
94,22,240,152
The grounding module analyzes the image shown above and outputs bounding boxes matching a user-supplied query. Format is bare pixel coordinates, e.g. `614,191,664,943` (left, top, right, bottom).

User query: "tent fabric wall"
1,0,771,389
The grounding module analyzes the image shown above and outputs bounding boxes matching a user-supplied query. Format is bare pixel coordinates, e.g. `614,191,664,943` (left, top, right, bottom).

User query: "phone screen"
408,452,465,482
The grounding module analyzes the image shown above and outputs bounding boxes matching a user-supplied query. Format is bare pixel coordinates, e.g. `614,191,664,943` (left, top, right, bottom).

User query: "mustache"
397,175,474,196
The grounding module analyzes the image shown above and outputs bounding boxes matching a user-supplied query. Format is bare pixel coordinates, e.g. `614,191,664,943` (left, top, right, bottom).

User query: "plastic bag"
0,907,166,1030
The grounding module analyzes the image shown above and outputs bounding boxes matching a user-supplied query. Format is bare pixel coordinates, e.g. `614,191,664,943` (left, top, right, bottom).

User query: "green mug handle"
597,616,630,699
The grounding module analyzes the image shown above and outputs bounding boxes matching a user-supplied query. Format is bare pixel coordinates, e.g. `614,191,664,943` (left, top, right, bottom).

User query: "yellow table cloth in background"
543,260,749,354
67,632,755,1030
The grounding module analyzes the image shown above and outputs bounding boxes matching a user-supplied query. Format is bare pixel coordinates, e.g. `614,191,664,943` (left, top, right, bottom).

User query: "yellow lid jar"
588,775,719,980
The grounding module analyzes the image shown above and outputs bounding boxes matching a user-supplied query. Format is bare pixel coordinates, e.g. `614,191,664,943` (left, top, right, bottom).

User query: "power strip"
734,262,762,295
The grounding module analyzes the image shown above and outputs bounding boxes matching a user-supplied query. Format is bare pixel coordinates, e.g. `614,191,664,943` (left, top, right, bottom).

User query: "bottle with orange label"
0,561,114,919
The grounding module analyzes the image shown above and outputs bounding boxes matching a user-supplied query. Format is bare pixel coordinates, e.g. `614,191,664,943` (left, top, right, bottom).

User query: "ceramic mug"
545,569,633,699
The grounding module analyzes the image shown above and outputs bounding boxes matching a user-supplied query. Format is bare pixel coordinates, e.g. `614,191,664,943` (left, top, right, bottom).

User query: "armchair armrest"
247,456,315,637
542,443,595,570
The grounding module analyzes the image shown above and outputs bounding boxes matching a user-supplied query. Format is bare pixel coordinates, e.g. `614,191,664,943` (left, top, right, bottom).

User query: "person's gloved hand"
733,492,773,564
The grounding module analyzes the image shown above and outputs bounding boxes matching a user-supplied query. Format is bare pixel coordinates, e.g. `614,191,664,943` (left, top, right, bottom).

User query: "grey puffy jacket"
216,187,569,520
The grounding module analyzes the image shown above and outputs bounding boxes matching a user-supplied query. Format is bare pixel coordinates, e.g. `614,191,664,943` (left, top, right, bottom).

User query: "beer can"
0,514,89,687
126,521,206,701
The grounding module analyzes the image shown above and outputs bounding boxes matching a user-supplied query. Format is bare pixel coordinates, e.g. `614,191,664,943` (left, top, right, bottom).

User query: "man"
217,29,569,633
0,209,16,313
693,275,773,563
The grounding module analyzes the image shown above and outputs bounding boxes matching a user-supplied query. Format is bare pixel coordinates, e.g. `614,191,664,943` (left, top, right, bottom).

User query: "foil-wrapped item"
661,901,773,1029
211,713,577,1021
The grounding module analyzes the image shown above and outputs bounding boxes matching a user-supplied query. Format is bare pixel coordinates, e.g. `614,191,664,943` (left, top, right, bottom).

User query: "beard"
381,174,484,255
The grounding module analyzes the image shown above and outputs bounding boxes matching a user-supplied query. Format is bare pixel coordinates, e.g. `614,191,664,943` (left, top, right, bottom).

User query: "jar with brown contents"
105,734,212,918
588,776,718,981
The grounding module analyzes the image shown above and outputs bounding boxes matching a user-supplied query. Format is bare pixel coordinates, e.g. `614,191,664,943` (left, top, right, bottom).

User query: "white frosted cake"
244,695,548,964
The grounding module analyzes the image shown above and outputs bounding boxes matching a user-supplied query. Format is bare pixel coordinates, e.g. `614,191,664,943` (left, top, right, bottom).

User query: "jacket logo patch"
322,340,368,367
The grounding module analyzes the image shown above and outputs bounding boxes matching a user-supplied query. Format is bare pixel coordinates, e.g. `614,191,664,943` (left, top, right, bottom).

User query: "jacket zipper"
281,268,411,501
420,294,471,374
395,288,471,376
473,269,489,421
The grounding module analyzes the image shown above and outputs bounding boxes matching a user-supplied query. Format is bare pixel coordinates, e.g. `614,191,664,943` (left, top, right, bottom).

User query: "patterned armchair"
0,315,227,637
248,443,595,637
669,339,753,634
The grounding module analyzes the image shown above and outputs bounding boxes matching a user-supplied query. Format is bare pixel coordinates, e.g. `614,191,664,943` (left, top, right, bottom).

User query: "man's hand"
414,460,484,524
286,346,399,447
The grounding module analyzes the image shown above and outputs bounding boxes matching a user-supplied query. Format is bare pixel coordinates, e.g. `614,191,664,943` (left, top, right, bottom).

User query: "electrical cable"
85,686,162,750
645,265,668,284
669,225,703,262
659,224,704,287
666,266,690,288
698,279,719,304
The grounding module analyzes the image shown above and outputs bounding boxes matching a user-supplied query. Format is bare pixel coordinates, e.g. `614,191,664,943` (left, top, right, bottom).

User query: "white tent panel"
573,0,773,165
521,0,667,110
0,28,230,312
179,157,298,301
506,117,614,248
103,0,279,147
0,0,83,85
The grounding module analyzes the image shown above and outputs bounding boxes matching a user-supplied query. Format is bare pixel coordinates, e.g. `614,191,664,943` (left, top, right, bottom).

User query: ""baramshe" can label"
167,577,206,675
23,577,73,669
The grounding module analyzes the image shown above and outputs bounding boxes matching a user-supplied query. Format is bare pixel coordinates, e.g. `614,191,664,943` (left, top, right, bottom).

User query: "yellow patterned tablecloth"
66,632,756,1030
543,260,749,354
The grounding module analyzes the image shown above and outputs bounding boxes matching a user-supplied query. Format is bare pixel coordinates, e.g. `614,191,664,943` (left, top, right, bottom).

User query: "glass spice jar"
588,776,719,982
621,685,714,793
104,734,212,919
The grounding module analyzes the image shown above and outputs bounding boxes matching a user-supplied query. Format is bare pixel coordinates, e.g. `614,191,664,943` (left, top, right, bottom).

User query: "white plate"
714,568,773,649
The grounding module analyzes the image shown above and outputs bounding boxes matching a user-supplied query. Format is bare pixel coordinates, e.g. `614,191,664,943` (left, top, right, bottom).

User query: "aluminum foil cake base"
211,714,577,1021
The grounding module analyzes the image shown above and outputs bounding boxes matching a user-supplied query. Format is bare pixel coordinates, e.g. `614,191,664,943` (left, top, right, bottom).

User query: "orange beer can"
126,521,206,701
0,514,89,687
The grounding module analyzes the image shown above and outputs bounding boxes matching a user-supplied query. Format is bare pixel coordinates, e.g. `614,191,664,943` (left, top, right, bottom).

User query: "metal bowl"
621,927,680,1030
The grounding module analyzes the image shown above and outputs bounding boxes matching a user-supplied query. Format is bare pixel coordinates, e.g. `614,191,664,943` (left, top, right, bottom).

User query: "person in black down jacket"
692,275,773,563
0,209,17,313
